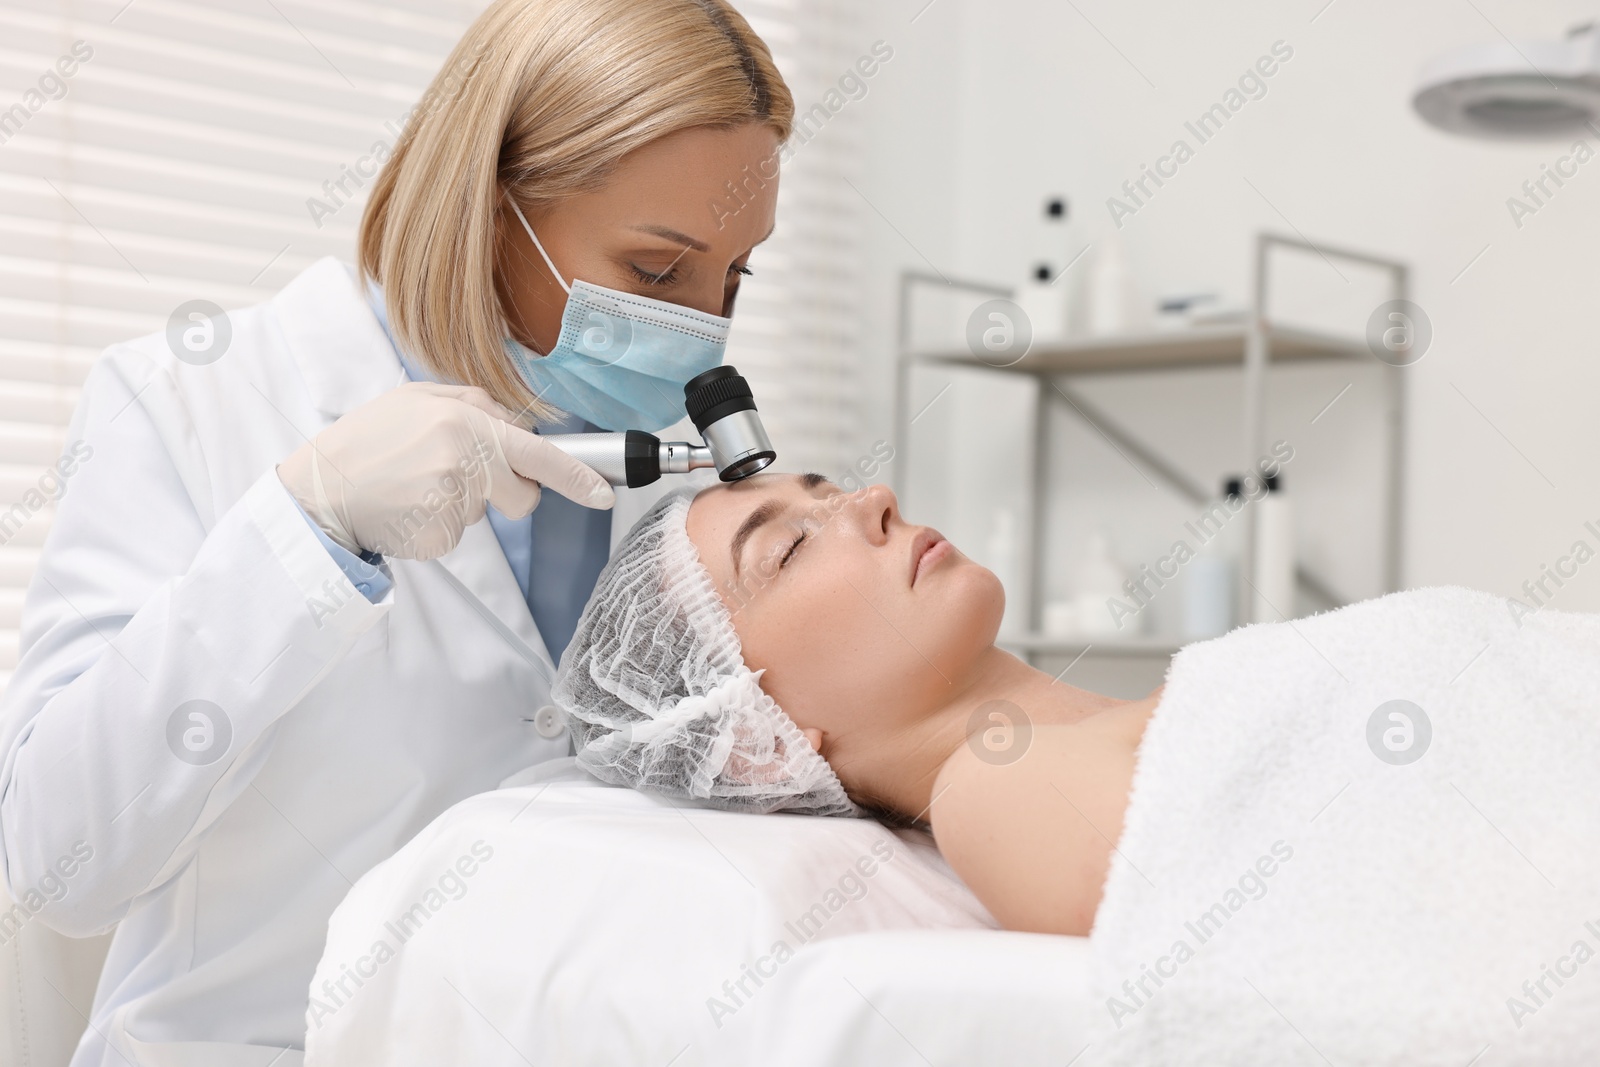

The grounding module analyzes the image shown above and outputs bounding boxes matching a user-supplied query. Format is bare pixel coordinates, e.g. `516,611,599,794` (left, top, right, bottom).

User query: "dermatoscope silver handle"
541,431,713,488
539,366,777,489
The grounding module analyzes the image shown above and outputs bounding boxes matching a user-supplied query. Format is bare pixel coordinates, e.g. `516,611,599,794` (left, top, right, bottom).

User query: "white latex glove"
276,382,614,561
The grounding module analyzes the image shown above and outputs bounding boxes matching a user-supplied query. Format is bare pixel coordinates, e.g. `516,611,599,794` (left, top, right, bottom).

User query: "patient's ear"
802,727,824,754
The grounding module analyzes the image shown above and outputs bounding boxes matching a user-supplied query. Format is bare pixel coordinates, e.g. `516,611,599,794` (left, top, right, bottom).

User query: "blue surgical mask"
504,198,731,432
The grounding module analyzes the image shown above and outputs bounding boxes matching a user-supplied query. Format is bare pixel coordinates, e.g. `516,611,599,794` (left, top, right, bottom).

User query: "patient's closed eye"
779,531,807,568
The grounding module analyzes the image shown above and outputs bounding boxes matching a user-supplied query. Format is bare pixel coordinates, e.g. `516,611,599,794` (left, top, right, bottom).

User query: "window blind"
723,0,865,477
0,0,862,694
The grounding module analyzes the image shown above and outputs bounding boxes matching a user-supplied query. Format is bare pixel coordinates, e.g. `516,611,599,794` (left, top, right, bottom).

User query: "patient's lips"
910,528,951,587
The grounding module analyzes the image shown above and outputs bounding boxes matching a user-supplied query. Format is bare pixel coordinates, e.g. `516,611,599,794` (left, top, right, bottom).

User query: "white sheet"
1090,587,1600,1064
304,761,1097,1065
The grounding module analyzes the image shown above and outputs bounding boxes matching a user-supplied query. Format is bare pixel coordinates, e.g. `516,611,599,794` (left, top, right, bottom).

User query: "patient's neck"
866,646,1125,822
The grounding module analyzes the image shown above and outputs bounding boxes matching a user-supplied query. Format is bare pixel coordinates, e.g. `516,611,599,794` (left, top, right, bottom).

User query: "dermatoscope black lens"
684,366,756,431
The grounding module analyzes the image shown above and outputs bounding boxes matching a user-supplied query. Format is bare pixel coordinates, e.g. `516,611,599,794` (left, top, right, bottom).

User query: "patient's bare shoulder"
928,706,1151,937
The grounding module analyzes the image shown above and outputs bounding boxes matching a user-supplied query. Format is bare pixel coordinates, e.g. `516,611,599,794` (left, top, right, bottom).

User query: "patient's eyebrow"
731,499,786,578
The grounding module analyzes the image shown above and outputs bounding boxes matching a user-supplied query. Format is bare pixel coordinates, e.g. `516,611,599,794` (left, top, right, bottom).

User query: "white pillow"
305,761,1093,1066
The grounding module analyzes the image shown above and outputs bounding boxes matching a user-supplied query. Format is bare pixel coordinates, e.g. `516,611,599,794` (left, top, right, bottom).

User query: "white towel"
1087,586,1600,1065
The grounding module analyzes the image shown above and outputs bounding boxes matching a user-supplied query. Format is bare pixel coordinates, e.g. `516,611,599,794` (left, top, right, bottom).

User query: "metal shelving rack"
892,232,1409,664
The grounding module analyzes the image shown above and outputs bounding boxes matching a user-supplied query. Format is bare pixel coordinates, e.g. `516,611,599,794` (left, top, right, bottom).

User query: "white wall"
855,0,1600,627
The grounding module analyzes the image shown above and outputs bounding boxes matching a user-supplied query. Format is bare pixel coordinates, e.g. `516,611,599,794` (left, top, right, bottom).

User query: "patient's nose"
843,483,896,546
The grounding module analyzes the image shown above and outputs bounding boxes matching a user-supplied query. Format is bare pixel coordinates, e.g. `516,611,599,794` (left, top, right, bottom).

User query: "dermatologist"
0,1,789,1063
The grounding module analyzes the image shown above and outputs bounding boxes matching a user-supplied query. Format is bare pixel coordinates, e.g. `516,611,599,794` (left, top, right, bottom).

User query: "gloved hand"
276,382,614,561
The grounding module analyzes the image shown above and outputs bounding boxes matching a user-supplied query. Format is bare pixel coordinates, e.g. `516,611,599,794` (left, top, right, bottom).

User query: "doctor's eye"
730,264,754,277
629,264,680,286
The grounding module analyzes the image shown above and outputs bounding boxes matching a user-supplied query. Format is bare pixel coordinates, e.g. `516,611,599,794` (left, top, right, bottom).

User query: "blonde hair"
359,0,793,423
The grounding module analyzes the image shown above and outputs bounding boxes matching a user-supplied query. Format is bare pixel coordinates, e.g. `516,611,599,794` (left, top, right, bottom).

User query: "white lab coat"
0,257,660,1067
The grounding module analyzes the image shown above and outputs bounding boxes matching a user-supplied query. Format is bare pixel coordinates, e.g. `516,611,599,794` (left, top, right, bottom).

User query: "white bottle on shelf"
1017,196,1072,344
1182,477,1243,640
1068,530,1131,637
1017,263,1070,346
1251,473,1295,623
1082,227,1143,337
985,507,1020,636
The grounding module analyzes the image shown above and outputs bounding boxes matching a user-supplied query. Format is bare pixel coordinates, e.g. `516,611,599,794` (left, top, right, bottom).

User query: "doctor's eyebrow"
729,473,832,578
631,224,710,253
630,222,777,256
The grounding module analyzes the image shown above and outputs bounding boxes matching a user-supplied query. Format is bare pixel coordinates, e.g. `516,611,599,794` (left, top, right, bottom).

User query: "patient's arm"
928,711,1147,937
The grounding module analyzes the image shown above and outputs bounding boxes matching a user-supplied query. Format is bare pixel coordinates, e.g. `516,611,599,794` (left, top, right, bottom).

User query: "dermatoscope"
541,366,776,487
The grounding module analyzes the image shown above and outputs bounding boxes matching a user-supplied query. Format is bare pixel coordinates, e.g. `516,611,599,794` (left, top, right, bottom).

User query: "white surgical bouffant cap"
553,486,860,818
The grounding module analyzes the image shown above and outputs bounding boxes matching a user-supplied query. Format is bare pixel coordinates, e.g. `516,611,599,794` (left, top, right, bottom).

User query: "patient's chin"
977,566,1006,638
926,559,1006,659
954,555,1004,607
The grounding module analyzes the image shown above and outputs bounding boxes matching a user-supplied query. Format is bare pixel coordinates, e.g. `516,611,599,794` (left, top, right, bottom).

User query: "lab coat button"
532,704,565,738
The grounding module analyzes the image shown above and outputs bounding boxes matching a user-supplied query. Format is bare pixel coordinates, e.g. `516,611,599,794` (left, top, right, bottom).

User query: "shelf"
894,234,1408,665
997,633,1182,657
907,321,1371,376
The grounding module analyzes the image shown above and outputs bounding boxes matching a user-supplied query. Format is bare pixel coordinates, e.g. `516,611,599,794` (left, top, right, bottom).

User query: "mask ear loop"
505,193,572,296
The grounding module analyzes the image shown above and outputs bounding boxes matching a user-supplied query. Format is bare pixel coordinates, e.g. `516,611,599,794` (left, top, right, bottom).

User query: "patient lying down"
552,473,1159,938
550,474,1600,1059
